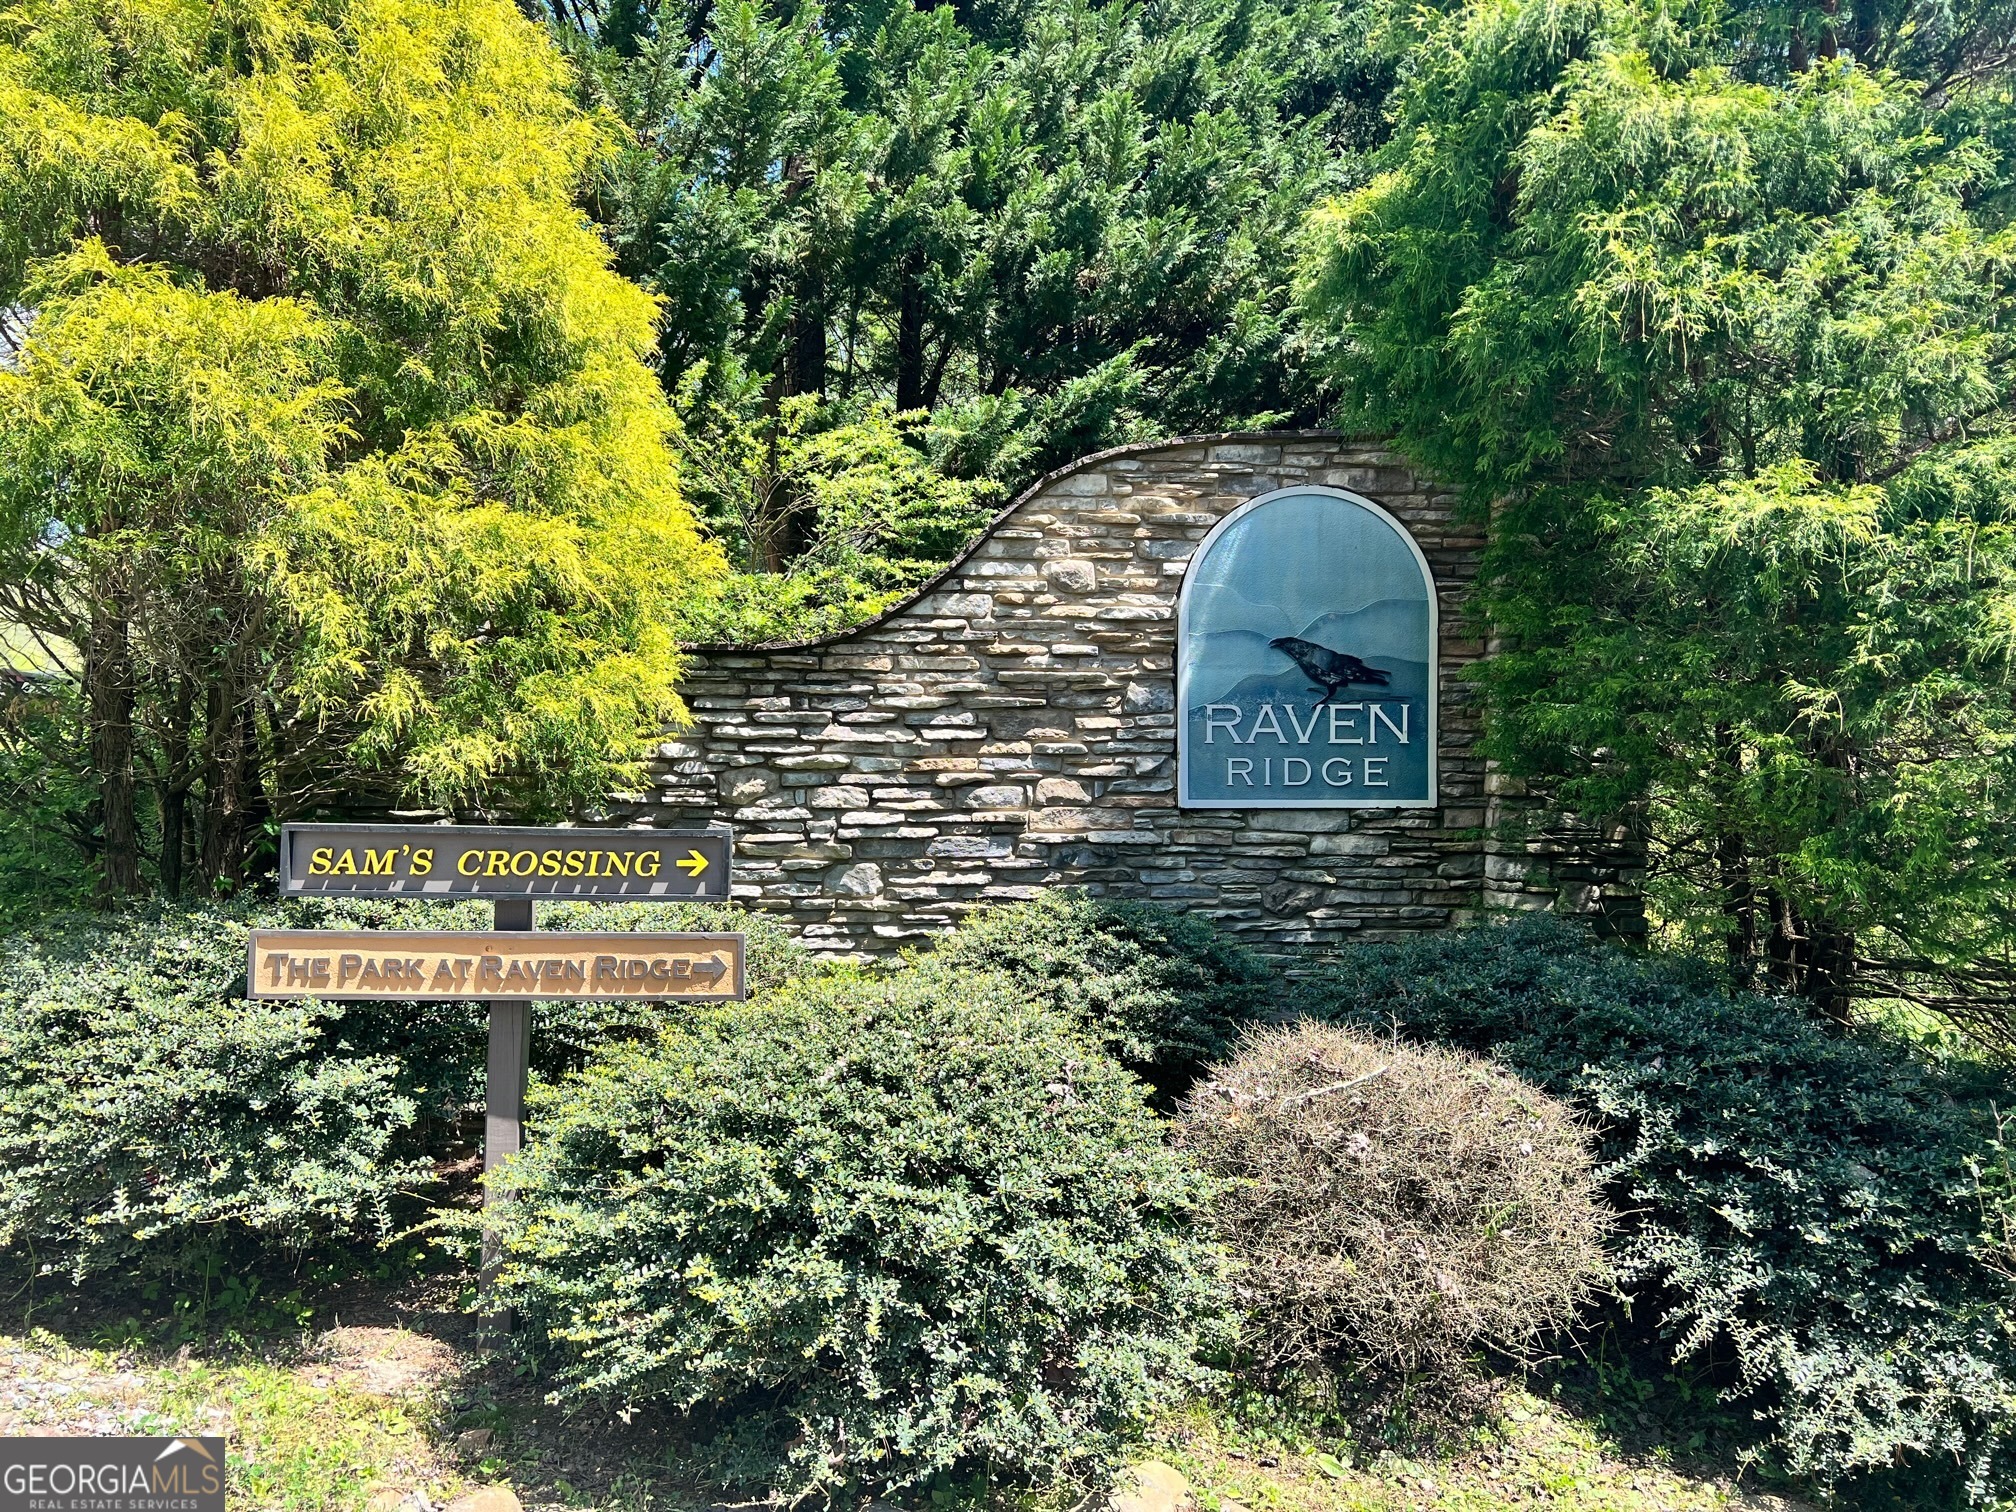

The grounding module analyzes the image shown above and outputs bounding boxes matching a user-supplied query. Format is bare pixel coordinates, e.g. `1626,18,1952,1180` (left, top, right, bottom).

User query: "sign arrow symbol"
693,954,726,983
676,850,710,877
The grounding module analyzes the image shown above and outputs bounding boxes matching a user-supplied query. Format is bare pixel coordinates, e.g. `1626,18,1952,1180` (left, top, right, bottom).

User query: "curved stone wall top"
629,432,1634,955
682,430,1322,653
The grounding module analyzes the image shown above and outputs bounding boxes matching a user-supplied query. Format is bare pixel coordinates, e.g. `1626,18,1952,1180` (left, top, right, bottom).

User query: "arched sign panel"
1178,487,1438,808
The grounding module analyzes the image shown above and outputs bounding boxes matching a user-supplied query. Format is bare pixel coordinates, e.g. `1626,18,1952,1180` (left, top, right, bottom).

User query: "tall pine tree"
1303,0,2016,1025
532,0,1387,582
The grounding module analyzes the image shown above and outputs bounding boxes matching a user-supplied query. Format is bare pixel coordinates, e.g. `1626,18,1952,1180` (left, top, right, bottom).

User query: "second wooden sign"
247,929,746,1002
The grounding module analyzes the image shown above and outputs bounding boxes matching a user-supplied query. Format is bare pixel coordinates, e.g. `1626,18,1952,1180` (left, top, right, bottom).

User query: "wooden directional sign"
278,823,732,901
248,929,746,1002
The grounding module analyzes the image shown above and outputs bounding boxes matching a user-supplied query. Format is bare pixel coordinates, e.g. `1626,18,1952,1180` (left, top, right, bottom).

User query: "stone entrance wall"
621,432,1641,957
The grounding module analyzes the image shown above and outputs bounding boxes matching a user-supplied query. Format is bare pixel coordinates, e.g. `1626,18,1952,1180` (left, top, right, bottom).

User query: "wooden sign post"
253,824,745,1326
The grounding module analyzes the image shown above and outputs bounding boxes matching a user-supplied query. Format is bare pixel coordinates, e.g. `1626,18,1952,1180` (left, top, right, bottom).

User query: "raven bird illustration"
1269,636,1393,706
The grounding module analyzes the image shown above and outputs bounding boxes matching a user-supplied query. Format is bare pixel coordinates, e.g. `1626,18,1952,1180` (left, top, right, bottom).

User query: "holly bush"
926,890,1274,1093
486,964,1230,1496
1299,917,2016,1500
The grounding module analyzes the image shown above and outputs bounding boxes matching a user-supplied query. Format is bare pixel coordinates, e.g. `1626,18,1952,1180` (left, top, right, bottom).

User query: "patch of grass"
1150,1388,1811,1512
154,1361,453,1510
0,1329,460,1511
0,1319,1814,1512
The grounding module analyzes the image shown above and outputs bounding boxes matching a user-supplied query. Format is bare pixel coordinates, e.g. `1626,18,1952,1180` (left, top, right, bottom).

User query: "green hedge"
1298,917,2016,1500
486,966,1229,1496
926,890,1273,1091
0,896,806,1285
0,906,438,1283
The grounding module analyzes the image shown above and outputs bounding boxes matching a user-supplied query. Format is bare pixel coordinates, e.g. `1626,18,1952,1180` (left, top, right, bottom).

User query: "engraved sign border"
277,822,734,900
246,929,749,1003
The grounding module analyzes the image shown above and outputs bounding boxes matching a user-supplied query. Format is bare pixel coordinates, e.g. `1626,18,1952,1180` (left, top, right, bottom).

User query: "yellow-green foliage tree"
0,0,719,895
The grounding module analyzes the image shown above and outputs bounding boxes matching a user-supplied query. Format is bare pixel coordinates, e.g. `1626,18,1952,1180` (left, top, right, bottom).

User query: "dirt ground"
0,1274,1819,1512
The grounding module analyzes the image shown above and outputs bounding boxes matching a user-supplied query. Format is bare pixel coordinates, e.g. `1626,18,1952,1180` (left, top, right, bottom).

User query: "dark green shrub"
0,896,807,1285
0,905,439,1284
926,890,1275,1090
1177,1021,1610,1389
487,966,1230,1496
1298,917,2016,1500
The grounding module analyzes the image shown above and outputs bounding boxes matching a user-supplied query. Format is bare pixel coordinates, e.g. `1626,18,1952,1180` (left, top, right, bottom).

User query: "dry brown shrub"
1176,1021,1611,1387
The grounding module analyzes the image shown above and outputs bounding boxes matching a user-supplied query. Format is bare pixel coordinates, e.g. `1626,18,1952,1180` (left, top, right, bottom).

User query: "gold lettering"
635,851,663,877
485,849,511,876
307,846,334,875
362,848,395,875
331,849,359,875
457,849,482,876
607,852,633,877
511,849,537,877
564,849,586,876
412,847,435,876
537,849,562,877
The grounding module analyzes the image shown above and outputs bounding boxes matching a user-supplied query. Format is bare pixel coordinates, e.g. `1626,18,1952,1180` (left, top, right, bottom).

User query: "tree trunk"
84,598,143,898
766,256,827,567
198,675,257,891
1767,896,1856,1024
1717,823,1759,990
1713,727,1758,988
896,251,927,413
158,785,186,897
156,676,196,898
788,298,826,402
751,382,790,573
781,163,827,404
1807,922,1856,1025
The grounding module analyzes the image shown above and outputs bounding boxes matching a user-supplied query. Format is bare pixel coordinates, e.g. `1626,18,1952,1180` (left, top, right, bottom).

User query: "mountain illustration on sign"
1268,636,1393,706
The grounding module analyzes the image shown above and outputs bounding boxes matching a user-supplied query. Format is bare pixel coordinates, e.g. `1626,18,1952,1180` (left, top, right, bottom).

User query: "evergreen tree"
1303,0,2016,1025
0,0,718,896
532,0,1381,583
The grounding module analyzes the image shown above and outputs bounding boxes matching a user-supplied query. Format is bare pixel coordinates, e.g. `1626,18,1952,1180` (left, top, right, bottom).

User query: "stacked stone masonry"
622,432,1644,957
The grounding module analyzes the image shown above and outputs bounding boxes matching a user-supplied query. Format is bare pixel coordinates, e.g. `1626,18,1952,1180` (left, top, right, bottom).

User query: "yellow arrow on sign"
676,849,710,877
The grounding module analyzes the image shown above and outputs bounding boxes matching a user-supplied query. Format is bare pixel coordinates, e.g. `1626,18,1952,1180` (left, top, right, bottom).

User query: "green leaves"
1301,0,2016,1014
1303,918,2016,1498
583,0,1358,506
0,905,438,1283
671,388,1000,641
0,0,722,886
486,967,1229,1495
